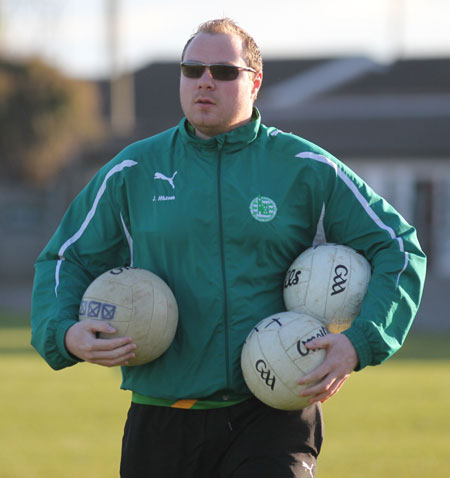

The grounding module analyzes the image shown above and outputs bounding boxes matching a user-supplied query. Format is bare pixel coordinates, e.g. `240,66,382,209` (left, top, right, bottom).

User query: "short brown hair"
181,18,263,73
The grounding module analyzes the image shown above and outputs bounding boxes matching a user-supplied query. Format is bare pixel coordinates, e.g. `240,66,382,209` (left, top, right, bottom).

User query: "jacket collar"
178,107,261,152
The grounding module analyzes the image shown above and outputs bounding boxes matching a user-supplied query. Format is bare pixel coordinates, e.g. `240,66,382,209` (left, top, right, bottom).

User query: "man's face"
180,32,262,139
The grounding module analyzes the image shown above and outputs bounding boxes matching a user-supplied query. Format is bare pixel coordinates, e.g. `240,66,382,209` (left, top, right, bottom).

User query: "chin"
189,118,223,138
195,126,220,139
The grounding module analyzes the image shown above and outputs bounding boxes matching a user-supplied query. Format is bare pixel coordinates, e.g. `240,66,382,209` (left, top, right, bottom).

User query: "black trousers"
120,398,323,478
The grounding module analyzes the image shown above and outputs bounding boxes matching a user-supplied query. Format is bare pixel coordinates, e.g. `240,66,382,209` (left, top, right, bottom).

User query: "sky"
1,0,449,79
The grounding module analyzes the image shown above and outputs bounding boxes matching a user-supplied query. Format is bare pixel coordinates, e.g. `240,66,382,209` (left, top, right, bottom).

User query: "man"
31,18,426,478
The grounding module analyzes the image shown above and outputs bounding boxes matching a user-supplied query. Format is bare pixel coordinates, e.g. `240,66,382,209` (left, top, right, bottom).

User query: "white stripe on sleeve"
296,151,408,286
54,159,138,296
120,212,134,267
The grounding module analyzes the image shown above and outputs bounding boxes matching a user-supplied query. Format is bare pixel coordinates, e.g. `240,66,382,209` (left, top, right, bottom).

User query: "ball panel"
322,245,351,322
80,278,133,339
283,244,371,332
242,325,304,410
137,291,176,365
257,325,303,388
79,267,178,366
279,314,326,351
241,312,328,410
308,245,336,318
324,245,371,327
283,316,328,375
241,327,278,406
125,283,155,366
345,251,371,314
283,250,313,312
160,295,178,347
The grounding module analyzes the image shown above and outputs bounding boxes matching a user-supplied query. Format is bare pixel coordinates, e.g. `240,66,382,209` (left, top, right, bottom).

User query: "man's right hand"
65,320,136,367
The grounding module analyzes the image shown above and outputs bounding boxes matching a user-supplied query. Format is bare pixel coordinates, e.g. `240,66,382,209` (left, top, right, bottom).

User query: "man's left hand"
297,333,359,405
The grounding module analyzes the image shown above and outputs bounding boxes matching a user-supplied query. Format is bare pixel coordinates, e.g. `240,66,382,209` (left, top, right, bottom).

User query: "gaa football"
241,311,328,410
283,243,371,333
79,267,178,366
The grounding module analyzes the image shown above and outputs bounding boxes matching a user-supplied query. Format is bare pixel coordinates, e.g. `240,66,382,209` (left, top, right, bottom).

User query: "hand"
65,320,136,367
297,333,359,404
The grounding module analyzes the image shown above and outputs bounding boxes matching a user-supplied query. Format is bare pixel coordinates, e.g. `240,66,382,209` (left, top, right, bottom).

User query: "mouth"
195,97,215,106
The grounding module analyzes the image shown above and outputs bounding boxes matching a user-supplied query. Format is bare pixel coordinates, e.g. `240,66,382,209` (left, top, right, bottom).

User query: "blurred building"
1,56,449,326
95,56,450,278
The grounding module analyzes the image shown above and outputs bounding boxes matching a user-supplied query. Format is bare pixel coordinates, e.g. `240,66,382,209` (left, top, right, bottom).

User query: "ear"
251,71,263,102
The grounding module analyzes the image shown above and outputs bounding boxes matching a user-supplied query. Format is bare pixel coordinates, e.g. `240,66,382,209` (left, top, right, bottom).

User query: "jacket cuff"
342,324,372,371
56,319,84,364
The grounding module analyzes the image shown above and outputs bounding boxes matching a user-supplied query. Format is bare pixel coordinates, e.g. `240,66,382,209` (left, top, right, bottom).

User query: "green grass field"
1,311,449,477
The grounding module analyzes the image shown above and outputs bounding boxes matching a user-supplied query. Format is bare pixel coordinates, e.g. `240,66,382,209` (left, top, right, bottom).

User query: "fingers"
83,341,137,367
65,320,136,367
297,336,333,387
301,375,348,404
296,333,358,404
298,361,330,387
300,369,351,403
91,335,135,351
83,318,116,335
298,361,337,403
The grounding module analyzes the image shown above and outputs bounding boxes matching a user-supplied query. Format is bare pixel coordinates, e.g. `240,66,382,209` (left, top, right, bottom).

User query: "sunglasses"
180,62,256,81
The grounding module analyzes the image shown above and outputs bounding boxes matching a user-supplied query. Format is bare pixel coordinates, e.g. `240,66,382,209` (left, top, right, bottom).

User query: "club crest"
250,195,277,222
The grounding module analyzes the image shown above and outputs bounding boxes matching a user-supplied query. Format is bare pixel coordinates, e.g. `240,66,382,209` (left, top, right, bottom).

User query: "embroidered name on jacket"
153,195,176,202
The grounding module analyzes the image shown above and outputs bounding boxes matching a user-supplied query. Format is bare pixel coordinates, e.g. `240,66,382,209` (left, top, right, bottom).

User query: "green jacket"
31,110,426,402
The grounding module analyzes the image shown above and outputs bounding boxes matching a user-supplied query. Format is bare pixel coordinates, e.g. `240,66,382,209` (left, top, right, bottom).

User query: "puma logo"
154,171,178,189
302,461,314,478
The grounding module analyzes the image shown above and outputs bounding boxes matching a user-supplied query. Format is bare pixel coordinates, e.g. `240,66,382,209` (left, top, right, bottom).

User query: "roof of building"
96,56,450,159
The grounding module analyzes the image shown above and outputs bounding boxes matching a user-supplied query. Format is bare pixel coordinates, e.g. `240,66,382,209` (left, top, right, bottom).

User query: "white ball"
79,267,178,366
283,244,371,333
241,311,328,410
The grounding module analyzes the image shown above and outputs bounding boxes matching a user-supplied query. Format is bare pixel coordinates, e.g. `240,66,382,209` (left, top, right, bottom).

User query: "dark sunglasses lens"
210,65,240,81
181,63,241,81
181,64,205,78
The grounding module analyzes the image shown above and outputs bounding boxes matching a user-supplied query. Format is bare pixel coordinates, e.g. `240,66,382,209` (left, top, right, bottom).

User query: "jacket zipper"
216,142,231,396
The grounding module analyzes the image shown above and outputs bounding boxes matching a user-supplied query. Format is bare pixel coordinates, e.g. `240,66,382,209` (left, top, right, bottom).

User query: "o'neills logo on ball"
250,195,277,222
296,326,328,357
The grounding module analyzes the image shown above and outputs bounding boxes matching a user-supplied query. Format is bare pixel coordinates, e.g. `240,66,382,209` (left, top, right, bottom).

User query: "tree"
0,57,105,185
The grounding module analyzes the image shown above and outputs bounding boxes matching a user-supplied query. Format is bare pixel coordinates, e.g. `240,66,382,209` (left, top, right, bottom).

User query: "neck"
194,115,253,140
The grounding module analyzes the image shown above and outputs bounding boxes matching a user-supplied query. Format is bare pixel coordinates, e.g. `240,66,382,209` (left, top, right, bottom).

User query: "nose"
197,67,215,88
